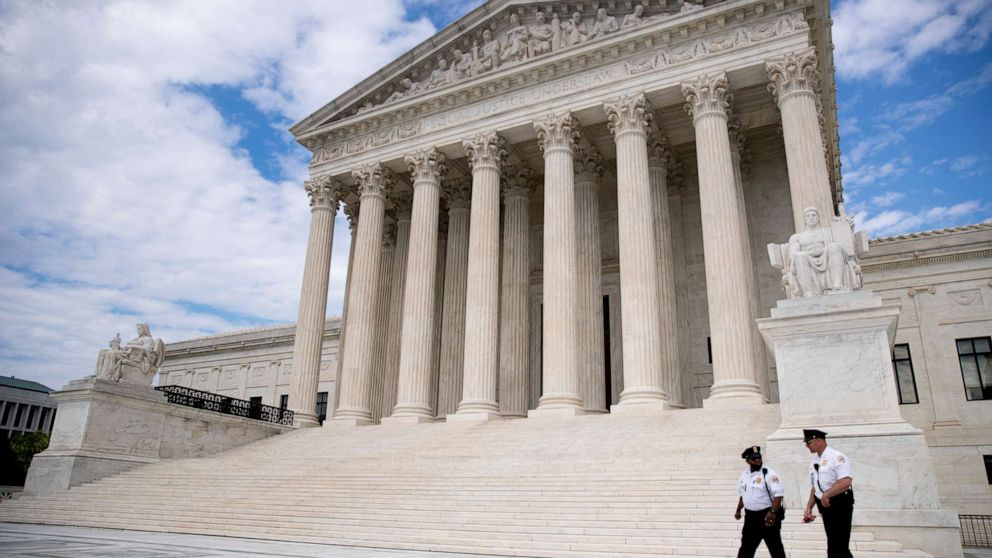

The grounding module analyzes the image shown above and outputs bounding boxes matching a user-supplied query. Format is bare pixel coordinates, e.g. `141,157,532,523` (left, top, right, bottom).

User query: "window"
985,455,992,484
26,405,39,430
13,404,25,429
0,402,11,427
957,337,992,401
315,392,329,423
249,396,263,420
38,408,50,431
279,394,289,410
892,344,919,404
706,337,712,364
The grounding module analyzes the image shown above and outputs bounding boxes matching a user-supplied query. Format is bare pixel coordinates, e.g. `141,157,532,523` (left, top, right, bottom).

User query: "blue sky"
0,0,989,390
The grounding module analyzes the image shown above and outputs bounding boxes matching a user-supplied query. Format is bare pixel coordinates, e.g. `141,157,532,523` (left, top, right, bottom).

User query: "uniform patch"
770,476,779,483
755,477,763,484
822,459,829,467
837,455,846,464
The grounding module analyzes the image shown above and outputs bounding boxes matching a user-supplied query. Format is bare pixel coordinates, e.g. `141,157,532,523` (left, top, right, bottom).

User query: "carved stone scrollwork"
907,285,937,297
604,93,653,138
647,130,676,170
501,165,537,199
463,131,507,171
766,48,820,105
727,115,752,179
405,147,449,186
304,175,345,210
444,176,473,209
389,188,414,220
574,147,606,183
534,112,581,153
352,163,394,199
682,73,732,122
382,222,398,249
343,200,360,230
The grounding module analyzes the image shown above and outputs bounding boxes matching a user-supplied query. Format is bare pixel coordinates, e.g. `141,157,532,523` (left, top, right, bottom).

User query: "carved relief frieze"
307,8,810,166
947,289,984,307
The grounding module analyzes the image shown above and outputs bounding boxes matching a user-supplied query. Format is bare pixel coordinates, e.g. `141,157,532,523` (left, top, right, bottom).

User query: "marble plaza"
2,1,990,557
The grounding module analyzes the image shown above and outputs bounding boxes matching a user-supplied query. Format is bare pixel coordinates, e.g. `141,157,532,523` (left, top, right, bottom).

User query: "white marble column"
289,176,344,427
436,179,471,418
380,192,412,419
682,73,763,407
532,113,584,415
498,166,534,418
388,148,448,423
368,225,395,424
429,219,447,416
453,132,505,421
574,149,607,413
332,203,359,415
647,134,684,408
766,48,835,230
332,163,392,425
604,94,669,411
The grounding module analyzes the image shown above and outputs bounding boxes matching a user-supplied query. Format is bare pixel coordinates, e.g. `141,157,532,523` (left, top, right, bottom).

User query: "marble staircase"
0,406,928,558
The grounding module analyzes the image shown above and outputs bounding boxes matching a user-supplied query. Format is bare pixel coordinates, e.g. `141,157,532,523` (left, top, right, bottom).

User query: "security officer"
802,429,854,558
734,446,786,558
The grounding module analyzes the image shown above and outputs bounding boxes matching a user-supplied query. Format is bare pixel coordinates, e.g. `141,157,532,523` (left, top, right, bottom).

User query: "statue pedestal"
24,379,167,495
757,292,961,558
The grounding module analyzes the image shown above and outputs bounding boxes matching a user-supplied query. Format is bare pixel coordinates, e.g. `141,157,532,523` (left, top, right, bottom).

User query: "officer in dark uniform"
802,429,854,558
734,446,786,558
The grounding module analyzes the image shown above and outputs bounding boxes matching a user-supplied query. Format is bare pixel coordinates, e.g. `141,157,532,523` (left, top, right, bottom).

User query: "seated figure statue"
94,323,165,385
768,206,867,299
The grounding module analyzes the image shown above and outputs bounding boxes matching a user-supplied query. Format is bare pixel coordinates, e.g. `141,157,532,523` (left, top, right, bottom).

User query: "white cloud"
0,1,441,389
870,191,905,207
833,0,992,83
854,200,990,237
842,155,912,189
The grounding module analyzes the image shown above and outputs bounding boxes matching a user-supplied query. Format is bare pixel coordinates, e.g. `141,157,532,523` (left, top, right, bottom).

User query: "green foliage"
9,431,49,471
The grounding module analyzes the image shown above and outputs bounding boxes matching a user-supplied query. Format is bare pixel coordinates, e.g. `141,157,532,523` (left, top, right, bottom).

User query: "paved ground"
0,523,508,557
0,522,989,557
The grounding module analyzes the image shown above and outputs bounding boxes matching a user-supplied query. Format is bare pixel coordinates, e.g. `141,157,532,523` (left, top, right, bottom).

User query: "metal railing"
961,514,992,547
155,385,294,426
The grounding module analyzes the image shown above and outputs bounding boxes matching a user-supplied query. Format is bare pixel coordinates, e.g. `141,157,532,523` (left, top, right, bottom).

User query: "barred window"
891,344,919,404
315,392,329,423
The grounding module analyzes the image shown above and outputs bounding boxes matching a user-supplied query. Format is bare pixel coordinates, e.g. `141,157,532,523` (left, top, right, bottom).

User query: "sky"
0,0,989,391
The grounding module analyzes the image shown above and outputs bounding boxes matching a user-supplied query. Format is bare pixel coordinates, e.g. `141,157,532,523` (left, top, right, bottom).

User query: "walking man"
735,446,786,558
802,429,854,558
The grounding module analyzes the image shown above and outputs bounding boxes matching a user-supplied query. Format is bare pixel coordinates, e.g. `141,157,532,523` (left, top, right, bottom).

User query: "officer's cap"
803,429,827,443
741,445,762,460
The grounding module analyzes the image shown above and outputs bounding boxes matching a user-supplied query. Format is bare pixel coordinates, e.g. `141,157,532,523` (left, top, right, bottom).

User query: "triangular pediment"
291,0,714,139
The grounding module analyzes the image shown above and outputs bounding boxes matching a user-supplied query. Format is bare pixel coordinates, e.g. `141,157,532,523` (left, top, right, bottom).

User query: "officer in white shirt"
802,429,854,558
734,446,785,558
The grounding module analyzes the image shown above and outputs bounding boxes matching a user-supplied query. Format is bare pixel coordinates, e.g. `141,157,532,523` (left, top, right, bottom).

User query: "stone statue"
94,323,165,385
561,12,588,47
500,13,530,64
385,78,420,103
768,207,868,299
622,5,647,28
588,8,619,40
452,49,475,80
528,12,555,58
425,58,452,90
680,0,704,13
472,29,501,75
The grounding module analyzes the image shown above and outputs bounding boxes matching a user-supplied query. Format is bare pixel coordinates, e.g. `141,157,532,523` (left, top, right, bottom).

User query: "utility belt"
745,506,785,521
815,489,855,506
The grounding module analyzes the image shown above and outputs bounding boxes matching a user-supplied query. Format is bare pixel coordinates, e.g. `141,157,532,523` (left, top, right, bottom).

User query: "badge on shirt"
754,477,763,485
822,459,829,467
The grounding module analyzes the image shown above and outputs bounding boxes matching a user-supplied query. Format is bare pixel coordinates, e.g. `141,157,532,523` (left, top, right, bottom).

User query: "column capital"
343,200,360,230
389,188,414,220
766,48,819,105
501,165,537,199
604,93,652,139
908,285,937,297
443,177,473,209
463,131,506,171
352,162,394,200
647,131,674,170
682,73,732,122
405,146,449,186
574,147,606,184
534,112,580,154
382,222,398,249
304,175,345,210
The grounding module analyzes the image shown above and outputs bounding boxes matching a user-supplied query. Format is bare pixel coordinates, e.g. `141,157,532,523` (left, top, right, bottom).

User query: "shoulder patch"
770,476,779,483
837,455,846,464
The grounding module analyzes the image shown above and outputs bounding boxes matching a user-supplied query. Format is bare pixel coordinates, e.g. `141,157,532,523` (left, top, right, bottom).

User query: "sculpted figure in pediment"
622,5,647,28
386,78,421,103
528,12,555,58
561,12,588,47
452,48,475,80
425,57,452,90
501,13,530,64
472,29,501,74
680,0,704,13
588,8,619,40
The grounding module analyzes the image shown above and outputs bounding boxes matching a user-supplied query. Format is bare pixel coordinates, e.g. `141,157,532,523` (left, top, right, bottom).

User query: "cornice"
862,249,992,274
869,222,992,245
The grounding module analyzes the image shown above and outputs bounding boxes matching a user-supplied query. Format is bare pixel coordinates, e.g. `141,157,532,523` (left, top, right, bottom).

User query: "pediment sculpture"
767,206,869,299
92,323,166,385
345,1,713,118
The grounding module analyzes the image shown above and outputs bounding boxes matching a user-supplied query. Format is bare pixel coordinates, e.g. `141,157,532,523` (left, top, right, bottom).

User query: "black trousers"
737,508,785,558
815,491,854,558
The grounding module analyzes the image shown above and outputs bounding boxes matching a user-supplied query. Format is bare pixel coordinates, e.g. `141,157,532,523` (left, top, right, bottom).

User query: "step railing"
155,385,293,426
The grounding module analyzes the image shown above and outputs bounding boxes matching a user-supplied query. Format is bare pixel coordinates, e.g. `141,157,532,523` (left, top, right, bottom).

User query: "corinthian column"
332,163,392,425
647,134,683,408
369,224,395,424
289,175,344,427
604,94,668,411
436,179,471,418
532,113,584,416
766,48,835,230
388,148,448,423
574,149,607,413
332,201,359,415
498,165,534,418
380,190,412,419
682,73,763,407
452,132,505,422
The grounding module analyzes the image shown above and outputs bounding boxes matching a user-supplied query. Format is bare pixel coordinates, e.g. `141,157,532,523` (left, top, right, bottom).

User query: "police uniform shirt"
737,467,785,511
810,446,852,498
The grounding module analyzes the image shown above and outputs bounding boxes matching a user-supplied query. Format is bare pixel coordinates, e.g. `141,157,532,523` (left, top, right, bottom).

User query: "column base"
455,399,499,415
293,411,321,428
528,406,586,419
389,403,434,420
327,415,373,427
702,380,765,409
617,386,668,406
381,415,434,425
446,411,502,423
610,400,674,416
933,419,962,429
